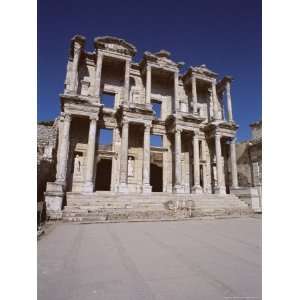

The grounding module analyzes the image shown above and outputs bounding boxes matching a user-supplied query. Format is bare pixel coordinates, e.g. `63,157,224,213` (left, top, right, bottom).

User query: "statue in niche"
74,154,82,176
128,156,134,177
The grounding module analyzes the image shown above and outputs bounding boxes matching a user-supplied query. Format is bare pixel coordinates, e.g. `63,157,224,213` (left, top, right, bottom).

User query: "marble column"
230,138,239,188
192,132,202,193
174,128,184,193
94,50,103,98
201,139,208,192
174,71,179,112
56,113,72,184
69,43,82,94
119,119,129,192
192,76,198,114
83,117,98,192
214,132,226,194
226,81,234,122
142,123,152,193
124,59,130,104
212,80,221,121
145,65,151,104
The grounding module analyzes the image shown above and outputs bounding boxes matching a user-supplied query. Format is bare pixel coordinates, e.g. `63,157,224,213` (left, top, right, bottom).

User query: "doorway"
95,159,112,191
150,163,163,192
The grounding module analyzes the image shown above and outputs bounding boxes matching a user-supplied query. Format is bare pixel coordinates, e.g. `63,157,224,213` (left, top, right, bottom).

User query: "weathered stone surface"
41,35,247,220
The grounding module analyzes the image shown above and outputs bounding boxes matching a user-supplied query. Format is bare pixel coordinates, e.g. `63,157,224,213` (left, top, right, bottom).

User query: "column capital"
144,122,151,130
175,127,182,134
63,113,72,122
193,130,200,139
230,137,237,144
89,115,99,122
215,131,222,137
122,118,129,126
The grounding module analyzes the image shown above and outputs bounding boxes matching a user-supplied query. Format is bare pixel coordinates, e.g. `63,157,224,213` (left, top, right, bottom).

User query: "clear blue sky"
38,0,261,141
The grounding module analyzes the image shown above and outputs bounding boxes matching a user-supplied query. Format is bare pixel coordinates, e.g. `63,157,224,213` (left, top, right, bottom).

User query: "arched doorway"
150,163,163,192
95,159,112,191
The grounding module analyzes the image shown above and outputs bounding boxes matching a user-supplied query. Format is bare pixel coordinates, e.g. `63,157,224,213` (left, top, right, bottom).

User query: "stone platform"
63,192,252,223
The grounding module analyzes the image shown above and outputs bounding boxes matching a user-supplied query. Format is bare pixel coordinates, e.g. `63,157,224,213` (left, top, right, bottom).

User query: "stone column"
230,138,239,189
174,128,184,193
212,80,220,120
142,123,152,193
174,71,179,112
201,139,208,192
83,117,98,192
119,119,129,192
145,65,151,104
56,113,72,184
192,132,202,193
214,132,226,194
192,76,198,114
94,50,103,98
124,59,130,104
69,40,83,94
226,81,234,122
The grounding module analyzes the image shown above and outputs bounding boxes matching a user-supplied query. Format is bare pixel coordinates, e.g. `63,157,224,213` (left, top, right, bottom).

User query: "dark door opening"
150,163,163,192
95,159,112,191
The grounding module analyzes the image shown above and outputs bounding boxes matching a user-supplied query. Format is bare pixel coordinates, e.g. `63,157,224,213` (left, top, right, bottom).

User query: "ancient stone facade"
44,35,242,219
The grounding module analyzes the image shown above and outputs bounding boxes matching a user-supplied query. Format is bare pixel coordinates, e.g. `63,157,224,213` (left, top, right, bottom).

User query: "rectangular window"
151,100,162,119
150,134,163,147
99,128,113,145
101,92,115,109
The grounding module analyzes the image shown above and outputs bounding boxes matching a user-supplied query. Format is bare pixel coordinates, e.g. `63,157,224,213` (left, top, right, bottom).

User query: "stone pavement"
38,217,261,300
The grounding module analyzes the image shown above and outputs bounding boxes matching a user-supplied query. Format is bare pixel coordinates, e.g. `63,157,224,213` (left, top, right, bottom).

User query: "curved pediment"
94,36,137,57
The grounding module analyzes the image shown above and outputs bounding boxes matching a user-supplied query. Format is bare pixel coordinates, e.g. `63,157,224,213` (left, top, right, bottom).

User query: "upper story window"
150,134,163,147
99,128,113,145
151,100,162,119
101,92,115,109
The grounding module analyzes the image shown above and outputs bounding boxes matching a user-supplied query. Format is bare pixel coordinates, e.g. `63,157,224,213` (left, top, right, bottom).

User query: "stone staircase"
62,191,252,223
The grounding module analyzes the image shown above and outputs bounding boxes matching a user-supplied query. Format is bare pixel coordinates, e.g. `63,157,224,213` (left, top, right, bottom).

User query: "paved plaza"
38,217,261,300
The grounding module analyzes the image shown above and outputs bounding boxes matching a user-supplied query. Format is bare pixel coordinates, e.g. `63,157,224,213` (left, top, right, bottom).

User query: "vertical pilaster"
230,137,239,189
212,80,221,120
192,76,198,114
119,119,129,192
142,123,152,193
226,81,234,122
174,71,179,112
174,128,184,193
192,132,202,193
94,50,103,98
56,113,72,184
124,59,130,104
145,65,151,104
83,117,98,192
214,132,226,194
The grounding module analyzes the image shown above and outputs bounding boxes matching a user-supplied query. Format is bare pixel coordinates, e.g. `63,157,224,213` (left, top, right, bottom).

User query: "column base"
82,181,94,193
214,186,226,195
174,184,185,194
44,182,65,220
118,183,129,193
192,185,203,194
142,183,152,194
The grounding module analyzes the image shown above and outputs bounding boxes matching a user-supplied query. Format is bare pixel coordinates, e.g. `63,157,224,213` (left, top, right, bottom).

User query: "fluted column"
94,50,103,98
119,119,129,192
174,128,184,193
83,117,98,192
142,123,152,193
192,76,198,114
226,81,234,122
145,65,151,104
124,59,130,104
214,132,226,194
212,80,220,120
192,132,202,193
174,71,179,112
201,139,208,192
230,137,239,188
56,113,72,183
